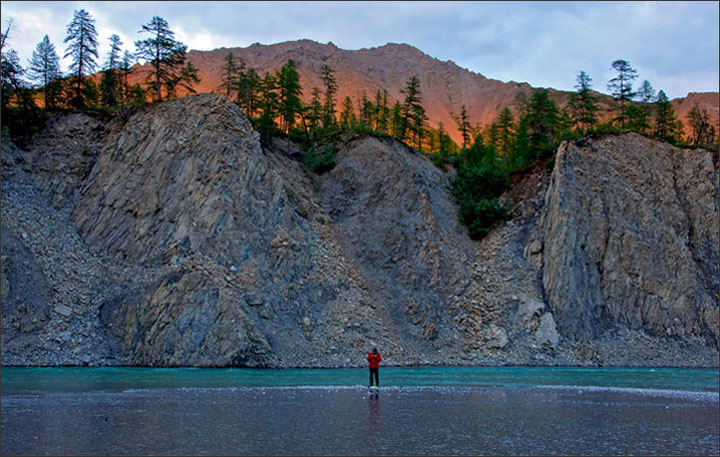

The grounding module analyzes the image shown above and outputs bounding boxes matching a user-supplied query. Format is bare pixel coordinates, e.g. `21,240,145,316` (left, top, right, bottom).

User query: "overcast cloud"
1,1,718,99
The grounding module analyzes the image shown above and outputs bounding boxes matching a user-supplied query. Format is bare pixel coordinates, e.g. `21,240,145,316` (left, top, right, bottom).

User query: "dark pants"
369,368,379,386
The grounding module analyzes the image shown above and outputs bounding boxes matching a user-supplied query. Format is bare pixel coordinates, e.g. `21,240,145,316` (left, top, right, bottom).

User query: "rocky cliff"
2,94,718,367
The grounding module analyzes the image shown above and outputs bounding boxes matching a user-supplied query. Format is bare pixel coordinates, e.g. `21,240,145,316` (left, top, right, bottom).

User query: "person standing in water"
367,347,382,388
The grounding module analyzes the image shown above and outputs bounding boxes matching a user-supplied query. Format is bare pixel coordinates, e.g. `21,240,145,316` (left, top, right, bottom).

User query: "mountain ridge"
136,39,718,144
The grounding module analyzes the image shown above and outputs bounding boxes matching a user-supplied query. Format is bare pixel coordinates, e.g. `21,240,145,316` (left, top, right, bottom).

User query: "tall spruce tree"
27,35,61,108
63,9,99,108
134,16,188,102
607,59,638,128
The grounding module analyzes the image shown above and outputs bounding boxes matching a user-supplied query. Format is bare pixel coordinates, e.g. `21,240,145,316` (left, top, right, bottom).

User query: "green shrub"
302,141,337,174
451,143,510,240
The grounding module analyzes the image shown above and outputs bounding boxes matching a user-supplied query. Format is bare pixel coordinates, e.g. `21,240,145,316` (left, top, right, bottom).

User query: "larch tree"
568,70,598,135
219,52,244,98
607,59,638,128
653,90,680,143
525,89,560,158
63,9,99,108
320,64,338,128
118,50,136,104
340,95,356,130
455,105,472,149
687,104,711,147
100,34,123,107
400,75,422,143
237,67,260,118
166,60,200,99
494,107,515,157
27,35,62,108
134,16,188,102
276,59,302,134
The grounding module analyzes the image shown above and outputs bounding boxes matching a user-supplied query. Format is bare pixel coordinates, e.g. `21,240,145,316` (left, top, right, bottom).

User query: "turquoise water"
2,367,718,456
2,366,718,394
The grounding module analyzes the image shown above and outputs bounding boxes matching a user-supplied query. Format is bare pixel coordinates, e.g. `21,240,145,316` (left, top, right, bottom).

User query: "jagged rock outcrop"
2,95,718,368
536,133,719,344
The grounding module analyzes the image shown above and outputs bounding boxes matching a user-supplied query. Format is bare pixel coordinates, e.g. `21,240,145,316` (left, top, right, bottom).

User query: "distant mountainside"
128,39,718,145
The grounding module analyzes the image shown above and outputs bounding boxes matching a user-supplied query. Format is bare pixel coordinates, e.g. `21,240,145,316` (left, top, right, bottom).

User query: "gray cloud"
1,1,717,99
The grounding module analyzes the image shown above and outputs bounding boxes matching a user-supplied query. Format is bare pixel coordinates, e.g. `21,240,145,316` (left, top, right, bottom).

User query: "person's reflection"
367,390,380,429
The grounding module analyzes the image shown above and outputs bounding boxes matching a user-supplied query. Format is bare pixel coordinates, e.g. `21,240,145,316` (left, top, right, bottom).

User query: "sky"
1,1,718,100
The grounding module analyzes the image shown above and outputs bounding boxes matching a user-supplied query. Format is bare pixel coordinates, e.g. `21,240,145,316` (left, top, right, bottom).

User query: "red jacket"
367,352,382,369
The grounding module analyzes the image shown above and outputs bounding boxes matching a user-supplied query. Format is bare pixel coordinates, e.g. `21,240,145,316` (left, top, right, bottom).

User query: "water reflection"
367,390,380,430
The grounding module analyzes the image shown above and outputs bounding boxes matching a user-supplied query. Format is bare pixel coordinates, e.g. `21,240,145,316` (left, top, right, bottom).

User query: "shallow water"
2,367,718,456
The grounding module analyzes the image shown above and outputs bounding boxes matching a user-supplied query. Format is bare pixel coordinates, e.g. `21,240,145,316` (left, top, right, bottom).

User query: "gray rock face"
2,96,717,368
538,134,719,344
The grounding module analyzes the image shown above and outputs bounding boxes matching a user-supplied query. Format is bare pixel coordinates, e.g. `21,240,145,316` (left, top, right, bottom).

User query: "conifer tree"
568,71,598,135
308,87,323,131
525,89,560,158
687,104,712,147
411,102,428,151
373,89,384,133
219,52,243,98
63,9,99,108
455,104,472,149
390,101,403,139
400,75,422,142
495,107,515,156
607,59,638,128
27,35,61,109
340,95,356,130
653,90,679,143
638,79,656,103
1,47,25,109
255,72,279,140
165,61,200,99
360,91,374,129
134,16,188,102
118,50,136,104
320,64,338,128
100,34,123,106
237,67,260,118
277,59,302,134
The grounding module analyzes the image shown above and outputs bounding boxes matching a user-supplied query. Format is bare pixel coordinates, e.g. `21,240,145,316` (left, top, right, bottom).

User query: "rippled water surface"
2,367,718,456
